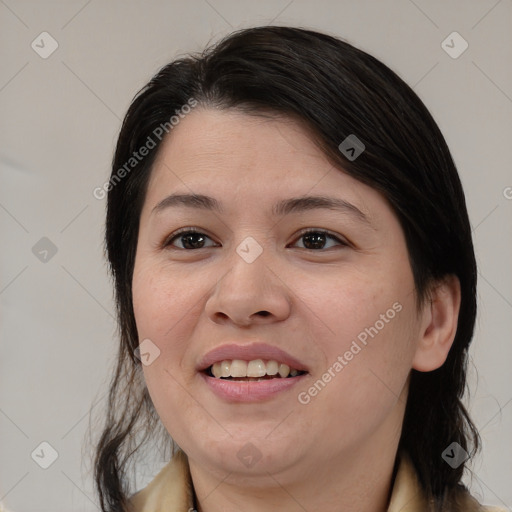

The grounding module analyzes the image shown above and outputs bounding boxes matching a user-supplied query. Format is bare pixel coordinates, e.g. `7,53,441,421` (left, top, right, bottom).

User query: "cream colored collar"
129,449,500,511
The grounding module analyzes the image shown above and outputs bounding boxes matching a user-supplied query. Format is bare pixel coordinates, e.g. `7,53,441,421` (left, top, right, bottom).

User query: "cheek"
132,259,212,403
300,266,392,345
304,298,416,414
297,272,416,426
132,260,200,341
132,262,158,335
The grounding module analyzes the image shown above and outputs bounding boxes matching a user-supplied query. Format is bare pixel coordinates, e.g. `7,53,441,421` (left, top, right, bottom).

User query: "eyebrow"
151,193,374,228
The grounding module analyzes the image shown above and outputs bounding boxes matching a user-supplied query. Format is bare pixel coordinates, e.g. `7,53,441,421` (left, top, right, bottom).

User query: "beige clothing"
130,449,506,511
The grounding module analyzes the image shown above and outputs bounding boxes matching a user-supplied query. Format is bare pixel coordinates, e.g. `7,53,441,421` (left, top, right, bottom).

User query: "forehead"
142,108,389,228
151,107,331,181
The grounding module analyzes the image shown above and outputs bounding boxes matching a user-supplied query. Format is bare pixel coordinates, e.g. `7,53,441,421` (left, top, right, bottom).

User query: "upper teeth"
210,359,300,378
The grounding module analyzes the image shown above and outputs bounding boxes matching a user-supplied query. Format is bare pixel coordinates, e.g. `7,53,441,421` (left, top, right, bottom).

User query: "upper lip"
197,342,309,373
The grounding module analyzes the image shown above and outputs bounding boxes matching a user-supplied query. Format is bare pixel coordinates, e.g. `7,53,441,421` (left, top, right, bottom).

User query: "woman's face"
132,108,425,481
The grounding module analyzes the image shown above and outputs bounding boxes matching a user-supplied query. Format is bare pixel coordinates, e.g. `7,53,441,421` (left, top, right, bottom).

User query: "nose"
204,240,292,327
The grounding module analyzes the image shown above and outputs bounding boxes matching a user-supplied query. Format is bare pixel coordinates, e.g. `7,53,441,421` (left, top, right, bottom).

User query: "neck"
188,420,403,512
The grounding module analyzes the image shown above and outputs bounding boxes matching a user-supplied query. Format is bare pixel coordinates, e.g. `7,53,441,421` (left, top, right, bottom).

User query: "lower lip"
200,372,308,402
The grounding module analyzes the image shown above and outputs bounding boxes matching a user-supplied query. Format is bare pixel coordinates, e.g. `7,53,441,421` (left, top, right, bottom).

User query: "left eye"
290,229,347,250
164,228,347,251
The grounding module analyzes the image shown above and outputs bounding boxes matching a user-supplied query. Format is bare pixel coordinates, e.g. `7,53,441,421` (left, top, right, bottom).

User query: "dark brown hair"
91,25,480,511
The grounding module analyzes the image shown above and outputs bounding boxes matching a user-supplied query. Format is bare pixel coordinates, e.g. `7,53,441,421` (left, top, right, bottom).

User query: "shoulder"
450,486,507,512
390,451,507,512
129,449,194,512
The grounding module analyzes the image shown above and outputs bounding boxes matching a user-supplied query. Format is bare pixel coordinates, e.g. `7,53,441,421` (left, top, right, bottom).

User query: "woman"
93,26,506,511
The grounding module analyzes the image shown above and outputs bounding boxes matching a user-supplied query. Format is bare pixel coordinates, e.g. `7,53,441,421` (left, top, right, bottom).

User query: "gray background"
1,0,511,510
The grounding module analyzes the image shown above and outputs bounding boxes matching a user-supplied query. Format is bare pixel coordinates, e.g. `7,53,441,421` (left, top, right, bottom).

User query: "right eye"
164,228,219,250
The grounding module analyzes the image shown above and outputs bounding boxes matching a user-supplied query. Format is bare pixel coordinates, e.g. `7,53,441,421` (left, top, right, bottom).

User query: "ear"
412,275,461,372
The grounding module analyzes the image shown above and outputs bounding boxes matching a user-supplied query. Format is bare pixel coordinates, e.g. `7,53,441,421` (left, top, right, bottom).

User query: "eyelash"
162,227,349,251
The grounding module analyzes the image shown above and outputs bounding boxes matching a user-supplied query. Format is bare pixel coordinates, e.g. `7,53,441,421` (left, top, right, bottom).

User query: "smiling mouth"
203,359,308,381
